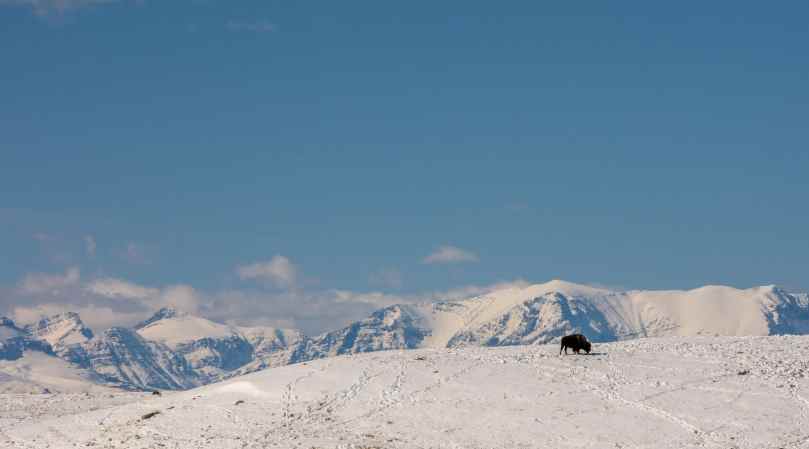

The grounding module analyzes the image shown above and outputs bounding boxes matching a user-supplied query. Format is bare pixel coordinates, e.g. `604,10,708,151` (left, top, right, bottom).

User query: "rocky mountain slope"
62,327,200,390
3,280,809,391
23,312,94,356
134,308,301,383
276,280,809,367
0,309,302,391
0,317,53,361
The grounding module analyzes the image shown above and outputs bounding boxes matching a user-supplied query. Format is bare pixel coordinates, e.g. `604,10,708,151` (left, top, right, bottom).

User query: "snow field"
3,336,809,449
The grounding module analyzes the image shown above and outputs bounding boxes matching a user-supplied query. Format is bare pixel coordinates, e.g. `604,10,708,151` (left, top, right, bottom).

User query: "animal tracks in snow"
4,336,809,449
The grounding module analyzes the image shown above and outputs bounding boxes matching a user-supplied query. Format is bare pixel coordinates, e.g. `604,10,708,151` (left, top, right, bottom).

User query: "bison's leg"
560,343,565,355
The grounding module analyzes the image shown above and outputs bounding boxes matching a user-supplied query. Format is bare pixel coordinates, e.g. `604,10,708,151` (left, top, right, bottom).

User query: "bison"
560,334,591,355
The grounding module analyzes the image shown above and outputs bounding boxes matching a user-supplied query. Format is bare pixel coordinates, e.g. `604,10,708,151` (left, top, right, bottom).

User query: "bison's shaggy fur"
560,334,592,355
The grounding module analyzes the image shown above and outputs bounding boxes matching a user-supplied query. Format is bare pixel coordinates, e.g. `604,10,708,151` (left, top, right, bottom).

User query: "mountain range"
2,280,808,392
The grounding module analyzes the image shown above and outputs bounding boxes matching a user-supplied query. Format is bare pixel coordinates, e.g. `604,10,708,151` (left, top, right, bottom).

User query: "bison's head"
583,341,592,354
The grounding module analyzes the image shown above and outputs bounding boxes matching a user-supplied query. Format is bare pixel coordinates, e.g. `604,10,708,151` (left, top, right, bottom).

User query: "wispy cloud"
158,284,201,314
11,303,144,331
3,258,530,336
206,279,527,335
84,235,96,257
226,20,276,33
236,255,297,288
0,0,119,16
18,266,81,294
423,245,479,264
87,277,201,313
86,277,158,300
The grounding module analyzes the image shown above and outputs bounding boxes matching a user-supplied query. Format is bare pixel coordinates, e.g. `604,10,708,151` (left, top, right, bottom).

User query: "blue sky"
1,1,808,332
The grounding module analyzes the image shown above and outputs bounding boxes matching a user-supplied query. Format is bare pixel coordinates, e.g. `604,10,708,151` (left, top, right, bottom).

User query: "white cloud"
158,284,200,313
331,290,403,308
86,278,158,300
18,266,80,294
11,303,71,324
12,303,144,330
3,252,529,337
423,245,479,264
84,235,96,257
428,279,530,301
237,256,297,288
87,277,199,313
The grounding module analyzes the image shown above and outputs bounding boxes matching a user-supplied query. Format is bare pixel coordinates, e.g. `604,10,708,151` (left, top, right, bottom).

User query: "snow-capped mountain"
279,280,809,366
2,313,198,391
1,316,103,393
3,280,809,391
289,305,428,360
134,309,253,381
0,317,52,361
63,327,200,390
22,312,93,356
2,309,301,391
134,308,302,383
225,304,429,379
433,282,809,346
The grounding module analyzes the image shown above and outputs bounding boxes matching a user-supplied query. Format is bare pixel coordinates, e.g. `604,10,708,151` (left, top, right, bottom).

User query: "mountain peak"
41,311,82,323
135,307,187,330
1,316,17,328
135,309,235,349
24,312,93,348
1,317,24,343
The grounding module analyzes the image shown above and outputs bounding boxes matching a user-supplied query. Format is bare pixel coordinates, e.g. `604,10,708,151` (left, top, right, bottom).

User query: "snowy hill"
5,336,809,448
3,281,809,392
0,351,115,394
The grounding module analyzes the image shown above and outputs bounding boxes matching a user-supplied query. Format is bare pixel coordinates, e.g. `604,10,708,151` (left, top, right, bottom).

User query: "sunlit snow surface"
3,336,809,449
0,351,113,394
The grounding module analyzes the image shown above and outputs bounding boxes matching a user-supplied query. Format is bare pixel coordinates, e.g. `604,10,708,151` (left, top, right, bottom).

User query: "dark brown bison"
560,334,591,355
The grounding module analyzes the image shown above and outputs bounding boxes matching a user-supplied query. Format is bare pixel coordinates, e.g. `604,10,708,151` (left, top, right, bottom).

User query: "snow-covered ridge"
420,281,809,345
132,307,303,382
1,316,53,362
136,309,237,349
3,280,809,392
0,310,300,391
277,280,809,369
23,312,93,353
